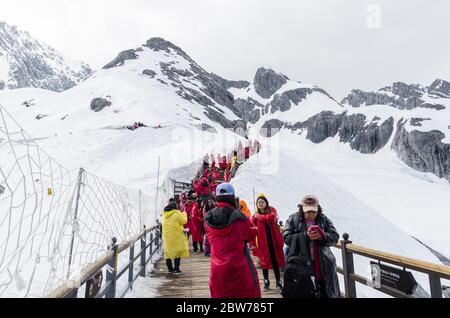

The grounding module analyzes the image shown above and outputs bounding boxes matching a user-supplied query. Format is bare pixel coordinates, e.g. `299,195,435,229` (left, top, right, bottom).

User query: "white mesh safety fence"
0,105,154,297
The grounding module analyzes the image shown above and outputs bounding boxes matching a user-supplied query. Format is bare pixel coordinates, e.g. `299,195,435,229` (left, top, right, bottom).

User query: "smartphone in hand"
308,225,321,233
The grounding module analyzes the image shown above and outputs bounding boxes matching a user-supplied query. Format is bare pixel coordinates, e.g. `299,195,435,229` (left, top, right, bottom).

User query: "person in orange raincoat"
239,199,252,219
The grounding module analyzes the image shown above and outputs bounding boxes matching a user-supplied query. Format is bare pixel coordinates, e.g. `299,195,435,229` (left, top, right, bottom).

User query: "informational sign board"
370,261,418,295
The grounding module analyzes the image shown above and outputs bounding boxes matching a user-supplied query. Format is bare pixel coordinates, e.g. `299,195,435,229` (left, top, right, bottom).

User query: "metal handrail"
332,233,450,298
46,223,162,298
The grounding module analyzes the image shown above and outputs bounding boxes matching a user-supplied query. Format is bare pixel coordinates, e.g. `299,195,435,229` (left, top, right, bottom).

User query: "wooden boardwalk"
150,247,283,298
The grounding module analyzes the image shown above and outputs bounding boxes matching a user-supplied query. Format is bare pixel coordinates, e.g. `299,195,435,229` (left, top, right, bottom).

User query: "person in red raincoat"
182,190,196,239
244,145,250,161
210,168,221,195
193,179,201,197
190,198,205,253
219,155,227,170
223,168,231,182
204,183,261,298
203,167,210,179
210,154,216,170
252,193,286,291
198,177,210,200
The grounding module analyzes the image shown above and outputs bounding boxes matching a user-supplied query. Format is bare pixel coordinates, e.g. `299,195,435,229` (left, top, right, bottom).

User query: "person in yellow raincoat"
162,198,189,274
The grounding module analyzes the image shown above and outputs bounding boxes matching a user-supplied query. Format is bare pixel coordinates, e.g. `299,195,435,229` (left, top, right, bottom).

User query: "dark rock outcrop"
392,121,450,181
103,48,143,69
428,79,450,98
210,73,250,90
196,123,218,133
260,111,394,154
90,98,111,112
232,98,263,124
410,118,431,127
144,37,192,62
254,68,288,99
142,69,157,77
342,82,446,110
271,88,314,113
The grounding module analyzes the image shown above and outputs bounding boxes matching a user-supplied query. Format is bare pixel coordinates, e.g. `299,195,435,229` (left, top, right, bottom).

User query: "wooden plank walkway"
150,246,283,298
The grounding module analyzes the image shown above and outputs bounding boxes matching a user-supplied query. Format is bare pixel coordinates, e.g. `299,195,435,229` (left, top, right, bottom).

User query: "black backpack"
282,233,319,298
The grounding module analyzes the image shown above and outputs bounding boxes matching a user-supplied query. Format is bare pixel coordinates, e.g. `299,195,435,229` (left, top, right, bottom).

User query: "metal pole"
138,189,142,230
67,168,84,280
149,232,154,260
155,157,161,223
252,187,256,214
429,275,443,298
140,229,147,277
128,243,135,290
341,233,357,298
105,237,118,298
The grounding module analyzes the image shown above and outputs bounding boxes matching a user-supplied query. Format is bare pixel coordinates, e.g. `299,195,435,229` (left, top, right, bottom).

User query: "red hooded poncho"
204,202,261,298
251,206,286,270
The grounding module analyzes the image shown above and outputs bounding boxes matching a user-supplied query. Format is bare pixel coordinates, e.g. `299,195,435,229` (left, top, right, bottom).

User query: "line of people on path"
161,139,340,298
162,183,340,298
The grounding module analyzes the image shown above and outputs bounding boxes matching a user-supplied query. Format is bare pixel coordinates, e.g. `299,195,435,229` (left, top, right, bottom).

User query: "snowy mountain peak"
144,37,191,60
0,20,92,92
253,67,289,98
428,79,450,97
341,80,450,110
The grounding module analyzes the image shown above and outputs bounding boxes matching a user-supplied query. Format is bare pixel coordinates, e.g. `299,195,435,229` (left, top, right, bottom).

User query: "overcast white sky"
1,0,449,99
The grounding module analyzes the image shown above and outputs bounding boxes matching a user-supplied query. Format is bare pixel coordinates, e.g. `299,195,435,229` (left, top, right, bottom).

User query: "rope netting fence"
0,104,155,297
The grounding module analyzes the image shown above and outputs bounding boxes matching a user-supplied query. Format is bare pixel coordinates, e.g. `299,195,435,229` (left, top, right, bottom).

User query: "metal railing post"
105,237,118,298
341,233,357,298
128,242,134,290
155,157,160,223
140,228,146,277
149,232,154,260
429,274,443,298
156,226,160,254
67,168,84,280
138,189,142,230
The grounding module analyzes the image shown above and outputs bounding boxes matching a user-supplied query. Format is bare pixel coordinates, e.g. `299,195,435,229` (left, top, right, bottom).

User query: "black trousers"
262,266,281,282
263,224,281,282
166,258,181,271
193,241,204,252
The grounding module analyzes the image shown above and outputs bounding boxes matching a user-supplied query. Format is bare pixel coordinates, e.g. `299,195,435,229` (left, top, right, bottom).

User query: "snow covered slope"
0,36,253,204
0,20,92,92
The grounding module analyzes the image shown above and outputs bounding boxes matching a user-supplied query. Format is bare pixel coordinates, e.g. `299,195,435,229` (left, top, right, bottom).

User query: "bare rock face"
253,67,288,99
142,69,157,77
428,79,450,98
341,81,447,111
90,98,112,112
210,73,250,90
103,48,143,69
230,98,263,124
0,20,92,92
260,111,394,154
392,120,450,181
